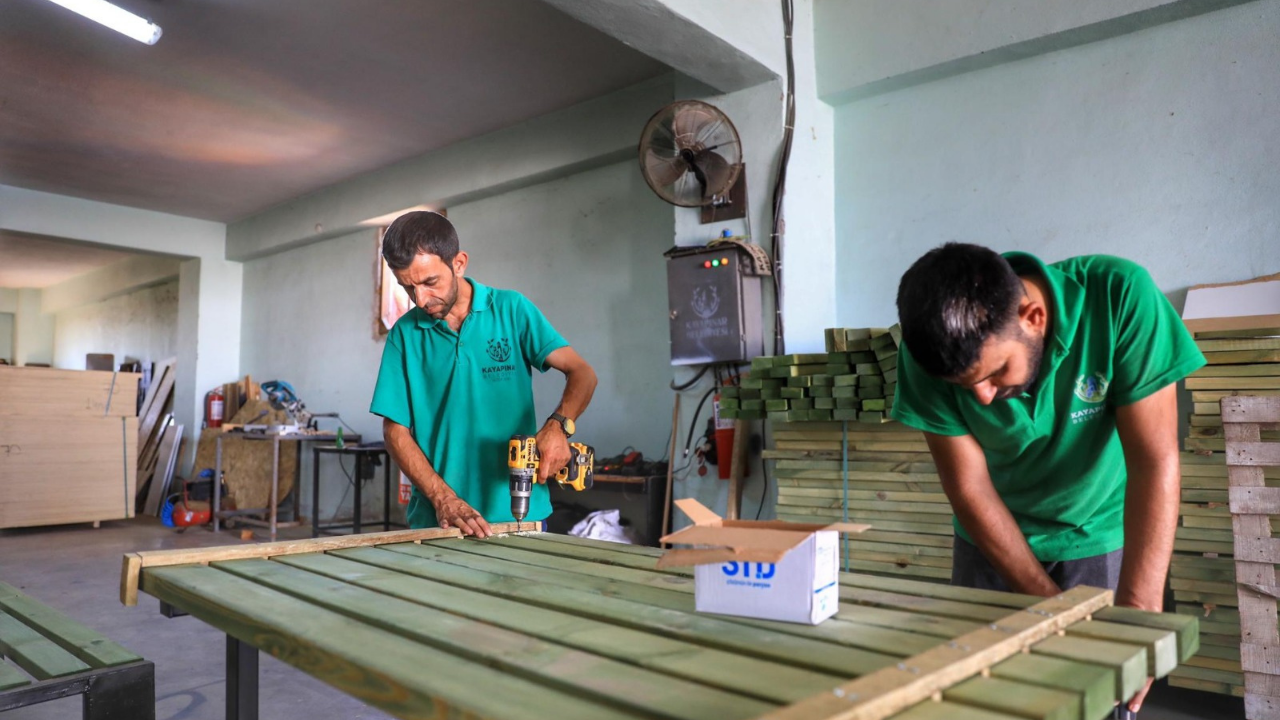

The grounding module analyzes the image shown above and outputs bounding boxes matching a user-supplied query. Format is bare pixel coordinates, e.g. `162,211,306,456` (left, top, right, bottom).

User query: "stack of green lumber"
765,420,955,582
1167,329,1280,698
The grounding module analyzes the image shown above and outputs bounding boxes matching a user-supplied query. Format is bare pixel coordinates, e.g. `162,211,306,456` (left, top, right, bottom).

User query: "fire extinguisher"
206,387,225,429
712,393,735,480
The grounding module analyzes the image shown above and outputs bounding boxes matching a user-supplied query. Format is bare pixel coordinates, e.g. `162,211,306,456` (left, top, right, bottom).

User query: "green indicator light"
712,260,720,267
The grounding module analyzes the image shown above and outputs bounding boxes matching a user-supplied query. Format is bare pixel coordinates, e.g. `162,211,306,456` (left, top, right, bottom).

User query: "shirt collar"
1002,252,1084,363
413,277,492,330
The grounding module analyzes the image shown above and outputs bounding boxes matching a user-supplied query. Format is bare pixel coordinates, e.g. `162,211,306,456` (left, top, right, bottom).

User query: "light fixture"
43,0,163,45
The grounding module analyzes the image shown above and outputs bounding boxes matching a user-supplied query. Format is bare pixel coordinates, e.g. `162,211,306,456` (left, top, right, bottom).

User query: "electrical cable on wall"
770,0,797,356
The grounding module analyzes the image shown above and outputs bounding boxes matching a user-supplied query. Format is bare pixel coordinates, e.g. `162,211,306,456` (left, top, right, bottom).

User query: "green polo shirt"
893,253,1205,561
370,278,569,529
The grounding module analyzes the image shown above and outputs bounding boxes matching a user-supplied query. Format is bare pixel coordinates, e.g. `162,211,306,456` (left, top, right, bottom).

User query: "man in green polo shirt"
371,211,597,538
893,243,1203,715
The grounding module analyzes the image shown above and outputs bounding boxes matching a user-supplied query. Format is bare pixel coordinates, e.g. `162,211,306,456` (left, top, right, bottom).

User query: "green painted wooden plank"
1066,620,1177,678
945,676,1079,720
1091,606,1200,663
0,609,90,680
344,545,896,678
990,653,1115,720
0,659,30,691
141,564,644,720
214,558,770,720
0,582,139,669
271,553,838,705
1031,634,1148,703
890,700,1026,720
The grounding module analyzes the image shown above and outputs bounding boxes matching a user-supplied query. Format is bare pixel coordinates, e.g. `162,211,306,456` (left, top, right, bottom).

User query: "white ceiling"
0,0,669,222
0,232,134,288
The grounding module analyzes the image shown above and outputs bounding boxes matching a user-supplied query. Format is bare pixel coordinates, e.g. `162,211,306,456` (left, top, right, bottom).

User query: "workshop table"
311,444,404,537
120,529,1200,720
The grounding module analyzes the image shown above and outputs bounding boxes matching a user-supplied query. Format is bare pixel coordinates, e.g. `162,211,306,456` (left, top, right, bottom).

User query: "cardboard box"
1182,271,1280,333
658,499,870,625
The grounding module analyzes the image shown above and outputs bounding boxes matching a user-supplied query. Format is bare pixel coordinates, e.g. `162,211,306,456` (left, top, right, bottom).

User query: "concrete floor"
0,518,1247,720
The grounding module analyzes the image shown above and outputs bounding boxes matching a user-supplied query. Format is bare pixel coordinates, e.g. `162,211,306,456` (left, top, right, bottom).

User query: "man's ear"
1018,294,1048,334
453,251,469,277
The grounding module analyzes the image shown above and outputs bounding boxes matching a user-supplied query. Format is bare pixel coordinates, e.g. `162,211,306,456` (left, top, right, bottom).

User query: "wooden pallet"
121,529,1198,720
1223,395,1280,720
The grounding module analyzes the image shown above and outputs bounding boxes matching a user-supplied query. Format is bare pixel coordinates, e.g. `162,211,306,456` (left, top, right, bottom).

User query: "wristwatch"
547,412,575,438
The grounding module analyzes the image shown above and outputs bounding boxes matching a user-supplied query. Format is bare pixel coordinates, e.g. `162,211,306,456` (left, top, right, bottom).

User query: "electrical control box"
665,245,763,366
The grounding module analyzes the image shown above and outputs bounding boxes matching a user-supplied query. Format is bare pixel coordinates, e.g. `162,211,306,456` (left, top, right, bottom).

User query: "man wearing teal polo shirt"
371,211,597,538
893,244,1203,715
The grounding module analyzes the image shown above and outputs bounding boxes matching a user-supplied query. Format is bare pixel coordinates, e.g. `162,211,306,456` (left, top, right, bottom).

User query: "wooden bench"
0,581,153,719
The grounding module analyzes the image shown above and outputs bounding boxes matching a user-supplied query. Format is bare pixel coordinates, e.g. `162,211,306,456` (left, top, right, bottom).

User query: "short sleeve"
514,294,569,373
890,342,970,436
370,329,413,428
1109,265,1206,406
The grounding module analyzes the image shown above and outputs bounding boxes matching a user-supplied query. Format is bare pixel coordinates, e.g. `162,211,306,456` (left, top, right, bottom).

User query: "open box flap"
657,499,871,568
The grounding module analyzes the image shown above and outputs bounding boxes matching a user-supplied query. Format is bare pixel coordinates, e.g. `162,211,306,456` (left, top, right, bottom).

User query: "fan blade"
692,150,738,200
644,148,688,188
671,105,719,148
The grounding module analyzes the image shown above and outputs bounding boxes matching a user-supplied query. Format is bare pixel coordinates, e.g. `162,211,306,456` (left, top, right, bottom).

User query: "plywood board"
0,366,139,418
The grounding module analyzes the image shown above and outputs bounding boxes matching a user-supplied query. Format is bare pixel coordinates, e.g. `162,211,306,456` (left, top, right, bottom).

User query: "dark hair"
381,211,459,270
896,243,1024,378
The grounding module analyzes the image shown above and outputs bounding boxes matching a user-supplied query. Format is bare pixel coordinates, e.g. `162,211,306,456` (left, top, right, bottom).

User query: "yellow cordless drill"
508,434,595,528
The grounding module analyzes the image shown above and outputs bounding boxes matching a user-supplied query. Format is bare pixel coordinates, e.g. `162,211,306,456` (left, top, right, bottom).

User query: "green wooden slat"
0,582,139,669
499,536,981,639
1064,620,1177,678
990,654,1115,720
1031,634,1148,703
944,676,1080,720
141,565,645,720
272,552,841,705
214,559,769,720
842,572,1201,662
0,609,90,680
0,659,30,691
342,544,896,678
890,700,1027,720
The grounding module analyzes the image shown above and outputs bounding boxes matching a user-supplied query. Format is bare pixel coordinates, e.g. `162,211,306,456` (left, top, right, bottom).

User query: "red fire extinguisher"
206,387,225,429
712,393,735,480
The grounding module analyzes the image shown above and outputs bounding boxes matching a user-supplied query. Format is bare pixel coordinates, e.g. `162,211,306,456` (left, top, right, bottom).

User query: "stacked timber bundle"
736,326,956,582
1168,329,1280,697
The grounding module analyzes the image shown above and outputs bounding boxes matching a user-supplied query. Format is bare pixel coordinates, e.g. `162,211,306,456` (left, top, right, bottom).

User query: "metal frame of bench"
0,659,154,719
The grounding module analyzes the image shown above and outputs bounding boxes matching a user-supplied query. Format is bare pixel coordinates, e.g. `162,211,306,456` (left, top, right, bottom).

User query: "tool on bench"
508,434,595,529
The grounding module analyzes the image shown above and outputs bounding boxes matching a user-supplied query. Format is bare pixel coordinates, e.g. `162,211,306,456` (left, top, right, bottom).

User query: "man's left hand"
534,421,571,483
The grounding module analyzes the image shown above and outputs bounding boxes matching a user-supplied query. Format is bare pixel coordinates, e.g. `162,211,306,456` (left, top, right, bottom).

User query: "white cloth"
569,509,635,544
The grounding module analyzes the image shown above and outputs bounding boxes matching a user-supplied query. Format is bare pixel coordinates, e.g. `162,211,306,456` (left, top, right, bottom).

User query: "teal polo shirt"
893,253,1205,561
370,278,569,528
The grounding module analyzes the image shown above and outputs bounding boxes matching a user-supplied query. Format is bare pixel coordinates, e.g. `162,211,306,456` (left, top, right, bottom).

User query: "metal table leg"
270,435,280,541
383,450,392,531
213,435,223,534
312,446,321,538
83,660,155,720
353,451,363,535
227,635,258,720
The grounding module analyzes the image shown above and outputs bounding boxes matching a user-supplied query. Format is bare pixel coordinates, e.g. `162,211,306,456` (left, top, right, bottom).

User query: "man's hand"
433,493,492,538
534,421,571,483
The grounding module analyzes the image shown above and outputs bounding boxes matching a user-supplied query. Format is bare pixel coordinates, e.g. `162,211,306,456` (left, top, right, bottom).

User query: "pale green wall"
0,313,12,364
53,280,179,370
827,0,1280,325
238,160,674,522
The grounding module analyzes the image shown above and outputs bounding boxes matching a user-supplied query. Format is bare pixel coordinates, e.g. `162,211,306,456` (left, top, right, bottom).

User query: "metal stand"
226,635,258,720
0,661,155,719
311,445,402,538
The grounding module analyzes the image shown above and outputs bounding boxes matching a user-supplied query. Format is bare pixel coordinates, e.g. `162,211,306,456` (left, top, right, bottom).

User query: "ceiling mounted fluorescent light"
43,0,163,44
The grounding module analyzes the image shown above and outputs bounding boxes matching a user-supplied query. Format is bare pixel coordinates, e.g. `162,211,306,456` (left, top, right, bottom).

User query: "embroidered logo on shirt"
486,338,512,363
1073,372,1110,404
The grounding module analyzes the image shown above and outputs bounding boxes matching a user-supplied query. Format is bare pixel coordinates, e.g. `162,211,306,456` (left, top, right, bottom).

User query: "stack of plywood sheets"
1167,329,1280,697
0,366,139,529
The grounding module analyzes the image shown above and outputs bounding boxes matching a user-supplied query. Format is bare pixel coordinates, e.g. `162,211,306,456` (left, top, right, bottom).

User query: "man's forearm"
953,490,1060,596
1116,457,1180,610
552,365,597,421
383,418,453,503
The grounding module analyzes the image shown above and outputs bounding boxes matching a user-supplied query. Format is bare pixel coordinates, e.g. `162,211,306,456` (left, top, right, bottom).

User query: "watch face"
564,418,576,436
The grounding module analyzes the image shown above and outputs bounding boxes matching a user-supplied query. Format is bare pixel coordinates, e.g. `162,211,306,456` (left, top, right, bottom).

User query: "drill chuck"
510,471,533,521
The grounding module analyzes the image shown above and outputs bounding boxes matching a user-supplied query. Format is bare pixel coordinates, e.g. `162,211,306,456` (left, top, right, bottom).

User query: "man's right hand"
433,494,493,538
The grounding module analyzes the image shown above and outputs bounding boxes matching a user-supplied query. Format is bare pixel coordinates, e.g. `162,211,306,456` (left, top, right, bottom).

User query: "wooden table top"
121,529,1198,720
